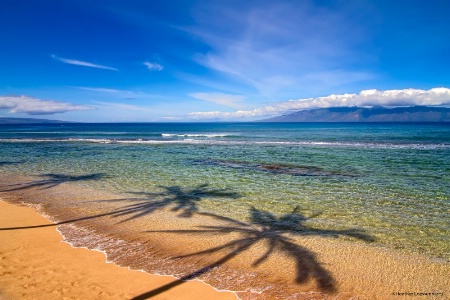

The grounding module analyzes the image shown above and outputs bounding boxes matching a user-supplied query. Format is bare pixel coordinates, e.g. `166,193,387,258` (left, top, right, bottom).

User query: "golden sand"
0,201,237,300
0,175,448,299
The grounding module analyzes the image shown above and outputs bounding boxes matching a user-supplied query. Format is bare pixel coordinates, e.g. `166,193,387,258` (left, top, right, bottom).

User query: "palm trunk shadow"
131,239,255,300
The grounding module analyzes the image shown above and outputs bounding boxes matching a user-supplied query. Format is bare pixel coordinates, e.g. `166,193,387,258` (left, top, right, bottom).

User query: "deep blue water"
1,122,450,145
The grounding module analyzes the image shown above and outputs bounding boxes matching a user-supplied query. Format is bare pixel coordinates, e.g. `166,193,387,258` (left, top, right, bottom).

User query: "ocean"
0,122,449,298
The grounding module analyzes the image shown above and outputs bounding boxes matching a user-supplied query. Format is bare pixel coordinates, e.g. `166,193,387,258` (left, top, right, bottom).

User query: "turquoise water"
0,122,449,258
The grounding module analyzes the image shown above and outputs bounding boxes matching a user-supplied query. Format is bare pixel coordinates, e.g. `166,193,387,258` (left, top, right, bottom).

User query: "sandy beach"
0,200,237,300
0,175,449,300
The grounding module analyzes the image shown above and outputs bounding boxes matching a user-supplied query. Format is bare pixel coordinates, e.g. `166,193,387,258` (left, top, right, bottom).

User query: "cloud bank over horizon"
188,88,450,120
0,96,95,115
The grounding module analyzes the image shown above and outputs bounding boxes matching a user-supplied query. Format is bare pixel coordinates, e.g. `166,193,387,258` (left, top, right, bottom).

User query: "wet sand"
0,174,449,299
0,200,237,300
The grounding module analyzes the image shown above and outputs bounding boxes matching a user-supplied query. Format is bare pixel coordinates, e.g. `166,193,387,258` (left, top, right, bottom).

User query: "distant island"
0,117,71,124
261,106,450,122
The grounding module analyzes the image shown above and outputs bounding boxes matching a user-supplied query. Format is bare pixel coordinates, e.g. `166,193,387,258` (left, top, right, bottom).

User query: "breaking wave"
0,137,448,149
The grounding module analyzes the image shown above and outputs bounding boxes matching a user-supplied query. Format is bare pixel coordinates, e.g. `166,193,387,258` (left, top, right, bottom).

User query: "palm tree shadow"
98,184,241,222
135,206,375,299
0,173,109,192
0,184,241,231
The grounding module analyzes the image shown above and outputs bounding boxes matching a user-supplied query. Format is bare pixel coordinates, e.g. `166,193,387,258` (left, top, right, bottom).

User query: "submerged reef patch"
191,159,358,177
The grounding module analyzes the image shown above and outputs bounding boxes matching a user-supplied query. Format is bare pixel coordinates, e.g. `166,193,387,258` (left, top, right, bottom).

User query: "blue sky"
1,0,450,122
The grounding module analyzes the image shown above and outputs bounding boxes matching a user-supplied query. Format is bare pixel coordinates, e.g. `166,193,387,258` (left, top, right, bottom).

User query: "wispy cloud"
77,86,169,101
0,96,95,115
94,101,154,112
52,55,118,71
144,61,163,71
79,87,123,93
190,92,244,108
78,87,138,94
188,88,450,119
184,1,370,97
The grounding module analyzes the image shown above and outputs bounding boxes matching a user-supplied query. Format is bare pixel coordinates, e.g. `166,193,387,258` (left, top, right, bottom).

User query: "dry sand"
0,200,237,300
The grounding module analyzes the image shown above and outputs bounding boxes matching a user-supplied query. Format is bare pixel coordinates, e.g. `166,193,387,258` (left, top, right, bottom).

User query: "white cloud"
188,88,450,119
52,55,118,71
144,61,163,71
189,92,245,108
0,96,95,115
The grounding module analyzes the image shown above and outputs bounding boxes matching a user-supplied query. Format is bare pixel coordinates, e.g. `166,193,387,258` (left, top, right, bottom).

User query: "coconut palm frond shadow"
136,206,375,299
97,184,241,222
0,173,110,191
0,184,241,231
248,206,375,242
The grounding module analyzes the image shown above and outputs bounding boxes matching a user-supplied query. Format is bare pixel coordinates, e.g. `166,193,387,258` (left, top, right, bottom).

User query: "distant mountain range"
261,106,450,122
0,117,71,124
2,106,450,123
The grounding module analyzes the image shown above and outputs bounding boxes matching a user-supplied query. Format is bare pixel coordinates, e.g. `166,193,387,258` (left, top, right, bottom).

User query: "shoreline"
1,174,449,299
0,200,238,300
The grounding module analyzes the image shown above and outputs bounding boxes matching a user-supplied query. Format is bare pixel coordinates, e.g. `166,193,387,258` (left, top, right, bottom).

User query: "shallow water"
0,123,450,257
0,122,449,261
